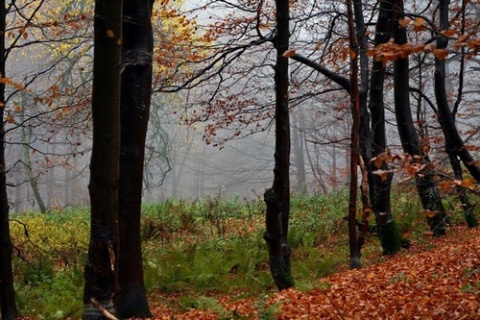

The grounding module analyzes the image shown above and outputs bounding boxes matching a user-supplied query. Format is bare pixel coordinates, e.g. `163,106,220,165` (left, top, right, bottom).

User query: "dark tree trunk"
0,0,19,317
346,0,361,269
83,0,123,318
353,0,379,256
354,0,372,179
367,0,401,254
434,0,477,227
263,0,294,291
448,151,478,227
353,0,371,169
392,0,446,236
116,0,154,317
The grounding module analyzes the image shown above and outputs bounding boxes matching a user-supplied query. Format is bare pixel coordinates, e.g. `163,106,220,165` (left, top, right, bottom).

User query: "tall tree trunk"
353,0,375,252
0,0,19,317
263,0,294,290
292,114,307,194
434,0,477,227
116,0,153,317
83,0,122,318
19,94,46,213
392,0,446,236
368,0,401,254
353,0,372,172
346,0,361,269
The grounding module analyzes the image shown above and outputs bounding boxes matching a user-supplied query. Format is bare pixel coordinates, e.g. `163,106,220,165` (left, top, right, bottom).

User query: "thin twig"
321,291,346,320
90,298,118,320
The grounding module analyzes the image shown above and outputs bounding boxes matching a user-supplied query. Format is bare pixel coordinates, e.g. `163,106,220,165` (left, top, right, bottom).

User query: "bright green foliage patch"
10,209,89,319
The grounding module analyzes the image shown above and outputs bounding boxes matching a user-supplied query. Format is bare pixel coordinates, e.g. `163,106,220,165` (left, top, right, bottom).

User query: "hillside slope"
150,226,480,319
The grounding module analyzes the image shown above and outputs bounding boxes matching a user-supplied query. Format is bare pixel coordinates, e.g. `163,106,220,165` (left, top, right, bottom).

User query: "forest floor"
145,225,480,319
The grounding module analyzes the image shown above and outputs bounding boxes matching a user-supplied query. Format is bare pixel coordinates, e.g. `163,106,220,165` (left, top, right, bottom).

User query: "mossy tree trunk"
263,0,294,291
83,0,122,318
0,0,19,317
392,0,446,236
115,0,154,317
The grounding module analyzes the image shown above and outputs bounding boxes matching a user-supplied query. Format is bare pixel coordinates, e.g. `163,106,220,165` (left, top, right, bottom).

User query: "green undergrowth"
8,191,480,318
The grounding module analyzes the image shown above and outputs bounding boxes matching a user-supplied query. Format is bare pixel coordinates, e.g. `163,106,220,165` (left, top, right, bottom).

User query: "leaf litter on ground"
144,225,480,319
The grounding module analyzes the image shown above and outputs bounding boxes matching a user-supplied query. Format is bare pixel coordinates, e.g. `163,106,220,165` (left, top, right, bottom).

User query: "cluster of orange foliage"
365,16,480,66
142,226,480,319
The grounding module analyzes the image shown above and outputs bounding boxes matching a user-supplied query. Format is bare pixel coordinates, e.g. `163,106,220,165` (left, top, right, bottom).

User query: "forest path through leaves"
147,225,480,319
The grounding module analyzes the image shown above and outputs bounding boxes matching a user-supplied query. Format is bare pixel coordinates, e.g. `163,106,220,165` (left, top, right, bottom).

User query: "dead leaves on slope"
148,226,480,319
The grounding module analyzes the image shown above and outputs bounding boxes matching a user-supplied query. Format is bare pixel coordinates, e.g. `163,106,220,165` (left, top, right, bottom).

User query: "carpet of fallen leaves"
146,226,480,319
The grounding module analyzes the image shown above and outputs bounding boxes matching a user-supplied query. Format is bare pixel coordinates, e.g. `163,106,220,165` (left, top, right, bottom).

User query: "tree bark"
433,0,477,227
0,0,19,317
367,0,401,254
116,0,153,317
346,0,361,269
263,0,294,291
83,0,122,318
392,0,446,236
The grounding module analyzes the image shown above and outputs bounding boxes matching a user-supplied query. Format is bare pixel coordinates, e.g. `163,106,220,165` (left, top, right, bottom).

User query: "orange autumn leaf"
460,177,476,190
383,52,401,62
438,180,452,192
282,49,296,58
413,17,427,32
366,49,376,57
467,38,480,49
5,114,14,123
422,209,439,218
349,49,356,59
372,156,383,169
399,17,412,28
440,29,456,37
457,33,469,43
432,48,449,60
373,169,389,182
460,177,474,188
406,164,417,176
105,29,115,38
412,44,426,53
